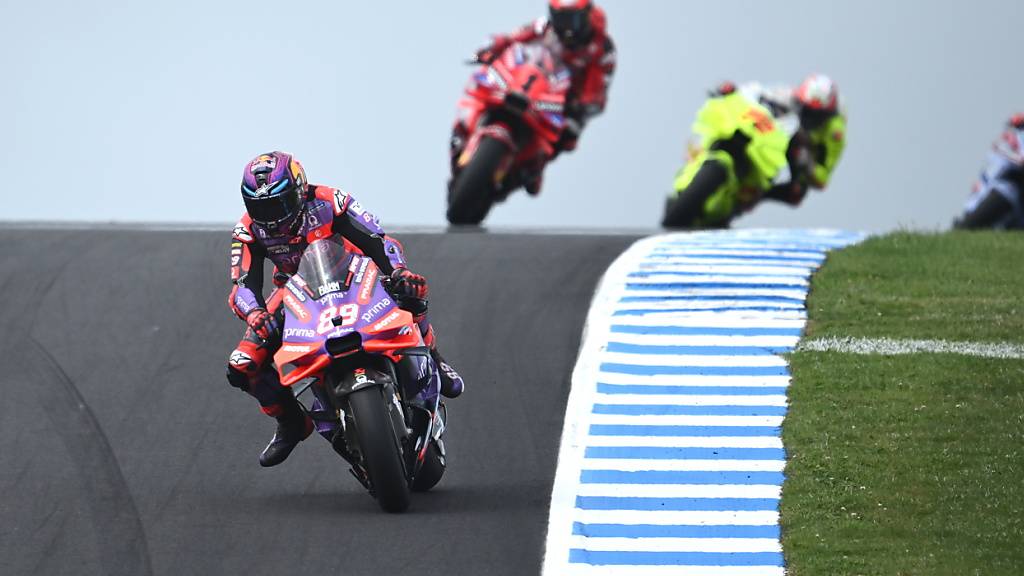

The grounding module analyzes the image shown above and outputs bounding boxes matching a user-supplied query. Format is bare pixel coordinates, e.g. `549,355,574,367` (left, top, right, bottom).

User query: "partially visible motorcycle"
447,41,571,225
662,88,810,229
273,238,446,513
954,118,1024,229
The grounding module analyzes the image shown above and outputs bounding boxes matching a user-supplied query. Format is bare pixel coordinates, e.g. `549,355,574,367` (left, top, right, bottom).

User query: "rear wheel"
662,160,729,229
348,387,410,513
447,136,510,225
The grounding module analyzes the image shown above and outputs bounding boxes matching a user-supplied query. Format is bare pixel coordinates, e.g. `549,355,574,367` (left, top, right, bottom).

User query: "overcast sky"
3,1,1022,232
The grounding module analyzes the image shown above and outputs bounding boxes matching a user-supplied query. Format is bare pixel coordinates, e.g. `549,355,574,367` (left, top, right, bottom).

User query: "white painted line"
581,459,786,472
570,535,782,553
602,352,788,368
606,333,800,347
616,300,805,312
799,336,1024,359
622,287,812,300
627,274,810,286
614,309,809,322
584,436,784,449
610,316,808,329
598,372,791,387
576,484,782,499
572,509,780,525
592,394,788,407
636,263,813,276
588,414,785,427
650,248,825,259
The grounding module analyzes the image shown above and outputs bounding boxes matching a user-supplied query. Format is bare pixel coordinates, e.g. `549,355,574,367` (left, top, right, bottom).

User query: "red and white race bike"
447,41,571,225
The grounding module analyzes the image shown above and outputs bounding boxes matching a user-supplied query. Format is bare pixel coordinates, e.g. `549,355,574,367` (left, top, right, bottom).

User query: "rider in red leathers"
465,0,616,195
227,151,464,467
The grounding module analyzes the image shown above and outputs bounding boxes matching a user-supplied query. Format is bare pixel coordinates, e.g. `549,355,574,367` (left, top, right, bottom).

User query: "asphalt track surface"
0,227,640,576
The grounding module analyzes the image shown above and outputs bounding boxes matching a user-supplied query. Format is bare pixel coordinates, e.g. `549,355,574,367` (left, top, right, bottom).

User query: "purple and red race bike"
273,238,446,512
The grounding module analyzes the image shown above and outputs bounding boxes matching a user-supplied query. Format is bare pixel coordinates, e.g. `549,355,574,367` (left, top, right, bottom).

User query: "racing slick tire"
349,386,411,513
662,159,729,229
447,136,509,225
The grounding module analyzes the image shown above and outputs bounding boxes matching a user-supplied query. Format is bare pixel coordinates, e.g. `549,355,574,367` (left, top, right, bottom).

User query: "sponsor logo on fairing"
353,258,370,284
358,267,379,304
372,310,401,331
286,283,306,302
283,293,310,321
282,344,316,354
284,327,316,339
360,297,392,322
318,281,342,296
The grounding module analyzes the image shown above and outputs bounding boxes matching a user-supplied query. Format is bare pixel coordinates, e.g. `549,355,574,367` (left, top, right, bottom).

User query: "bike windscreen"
512,42,571,87
295,238,357,298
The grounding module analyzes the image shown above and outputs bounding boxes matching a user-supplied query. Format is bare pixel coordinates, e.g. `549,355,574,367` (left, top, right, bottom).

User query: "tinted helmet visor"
242,179,302,226
550,7,592,47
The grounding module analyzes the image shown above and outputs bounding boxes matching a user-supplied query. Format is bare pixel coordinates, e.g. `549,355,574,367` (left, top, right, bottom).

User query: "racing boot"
259,392,314,467
523,165,544,196
430,347,464,399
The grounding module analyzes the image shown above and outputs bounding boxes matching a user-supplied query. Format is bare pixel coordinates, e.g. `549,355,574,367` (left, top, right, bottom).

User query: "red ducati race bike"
273,238,446,512
447,41,571,225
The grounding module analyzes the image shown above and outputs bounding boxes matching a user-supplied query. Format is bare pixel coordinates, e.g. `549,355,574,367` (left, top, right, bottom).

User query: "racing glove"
474,37,510,64
246,308,279,341
390,268,429,300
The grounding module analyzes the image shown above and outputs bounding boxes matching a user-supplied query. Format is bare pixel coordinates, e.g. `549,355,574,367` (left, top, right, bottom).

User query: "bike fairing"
665,81,847,227
272,238,448,511
956,118,1024,229
669,88,794,225
446,41,574,224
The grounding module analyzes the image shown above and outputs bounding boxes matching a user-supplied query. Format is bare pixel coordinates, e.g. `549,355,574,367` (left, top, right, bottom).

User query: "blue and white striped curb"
542,229,864,576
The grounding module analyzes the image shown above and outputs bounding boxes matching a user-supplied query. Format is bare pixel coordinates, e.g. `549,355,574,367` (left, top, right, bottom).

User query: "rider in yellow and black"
662,74,846,228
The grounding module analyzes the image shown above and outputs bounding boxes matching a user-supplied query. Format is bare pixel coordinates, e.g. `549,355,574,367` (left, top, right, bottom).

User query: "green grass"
781,231,1024,575
803,231,1024,344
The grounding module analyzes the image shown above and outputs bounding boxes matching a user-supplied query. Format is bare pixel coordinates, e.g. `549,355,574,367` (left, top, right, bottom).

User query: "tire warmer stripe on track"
542,229,863,576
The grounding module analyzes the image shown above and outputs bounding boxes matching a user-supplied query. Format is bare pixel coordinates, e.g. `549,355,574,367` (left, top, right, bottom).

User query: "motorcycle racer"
467,0,616,195
722,74,847,205
954,113,1024,229
227,151,464,467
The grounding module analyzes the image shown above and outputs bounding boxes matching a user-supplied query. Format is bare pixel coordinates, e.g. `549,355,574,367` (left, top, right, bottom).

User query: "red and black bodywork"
447,41,571,225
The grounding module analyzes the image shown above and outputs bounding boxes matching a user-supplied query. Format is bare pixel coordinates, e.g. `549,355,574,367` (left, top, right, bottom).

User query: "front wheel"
662,159,730,229
447,136,511,225
348,387,410,513
954,189,1014,229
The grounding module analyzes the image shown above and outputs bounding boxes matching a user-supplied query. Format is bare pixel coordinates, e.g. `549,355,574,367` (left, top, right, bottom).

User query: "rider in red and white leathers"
467,0,616,195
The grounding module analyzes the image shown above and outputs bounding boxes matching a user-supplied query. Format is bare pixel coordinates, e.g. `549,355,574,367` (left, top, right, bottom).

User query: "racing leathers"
226,185,463,465
469,8,615,194
725,81,846,205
